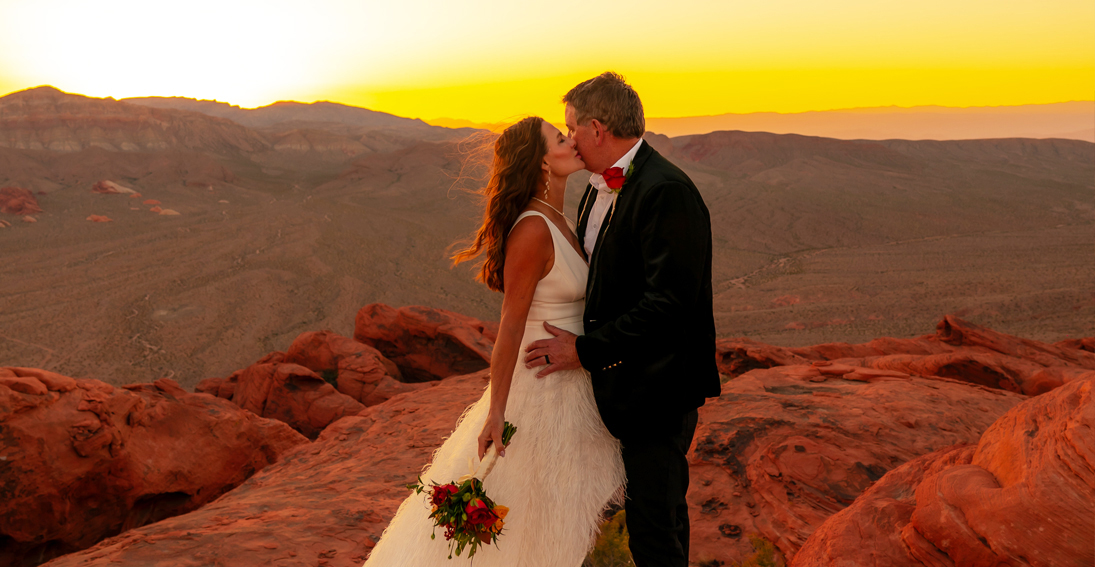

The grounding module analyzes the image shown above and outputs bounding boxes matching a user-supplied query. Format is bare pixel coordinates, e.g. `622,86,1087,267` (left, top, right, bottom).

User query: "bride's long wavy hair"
451,116,546,292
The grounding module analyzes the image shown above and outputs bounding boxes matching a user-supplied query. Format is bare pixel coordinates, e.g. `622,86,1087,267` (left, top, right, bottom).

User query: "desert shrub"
731,534,779,567
583,510,634,567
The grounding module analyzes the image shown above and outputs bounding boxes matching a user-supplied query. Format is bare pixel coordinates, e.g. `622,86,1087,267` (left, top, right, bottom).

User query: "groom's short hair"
563,72,645,139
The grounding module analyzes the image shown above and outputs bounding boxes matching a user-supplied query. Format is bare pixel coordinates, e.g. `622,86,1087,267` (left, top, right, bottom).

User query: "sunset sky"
0,0,1091,123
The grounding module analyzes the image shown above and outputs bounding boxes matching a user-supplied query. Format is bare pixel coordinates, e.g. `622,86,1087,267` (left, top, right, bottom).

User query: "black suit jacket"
575,140,721,439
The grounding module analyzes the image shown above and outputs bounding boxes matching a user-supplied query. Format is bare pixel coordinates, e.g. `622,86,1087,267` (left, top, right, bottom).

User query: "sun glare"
1,0,352,106
0,0,1091,120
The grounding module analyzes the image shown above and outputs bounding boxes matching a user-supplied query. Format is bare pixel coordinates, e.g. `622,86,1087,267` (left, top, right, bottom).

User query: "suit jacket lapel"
585,140,654,299
576,184,596,251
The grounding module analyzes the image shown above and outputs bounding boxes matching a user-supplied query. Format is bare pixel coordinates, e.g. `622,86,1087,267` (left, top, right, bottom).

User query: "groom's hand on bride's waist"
524,322,582,378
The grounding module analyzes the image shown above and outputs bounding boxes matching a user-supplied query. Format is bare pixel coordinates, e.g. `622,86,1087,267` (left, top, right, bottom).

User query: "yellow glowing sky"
0,0,1091,123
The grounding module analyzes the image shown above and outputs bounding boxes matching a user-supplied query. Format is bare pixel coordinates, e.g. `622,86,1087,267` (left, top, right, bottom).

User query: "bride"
362,116,626,566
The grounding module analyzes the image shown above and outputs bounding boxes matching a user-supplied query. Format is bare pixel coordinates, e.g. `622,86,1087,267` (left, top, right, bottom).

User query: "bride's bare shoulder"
508,212,551,243
505,212,554,270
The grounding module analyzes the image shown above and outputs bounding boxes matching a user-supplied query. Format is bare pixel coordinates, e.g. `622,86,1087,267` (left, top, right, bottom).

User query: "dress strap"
510,210,559,244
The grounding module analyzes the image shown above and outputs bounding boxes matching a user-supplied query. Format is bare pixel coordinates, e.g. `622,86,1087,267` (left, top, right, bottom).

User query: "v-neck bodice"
511,210,588,334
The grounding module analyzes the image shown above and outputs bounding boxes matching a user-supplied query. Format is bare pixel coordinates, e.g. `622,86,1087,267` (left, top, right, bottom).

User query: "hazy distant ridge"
644,102,1095,141
123,96,435,130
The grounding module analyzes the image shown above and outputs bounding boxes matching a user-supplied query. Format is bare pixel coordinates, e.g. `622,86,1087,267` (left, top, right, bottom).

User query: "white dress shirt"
583,138,645,259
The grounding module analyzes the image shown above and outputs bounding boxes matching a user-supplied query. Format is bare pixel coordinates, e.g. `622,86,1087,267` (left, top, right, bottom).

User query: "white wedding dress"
363,211,626,567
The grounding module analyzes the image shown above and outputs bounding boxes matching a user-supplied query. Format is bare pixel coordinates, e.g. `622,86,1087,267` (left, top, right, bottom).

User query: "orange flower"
489,506,508,534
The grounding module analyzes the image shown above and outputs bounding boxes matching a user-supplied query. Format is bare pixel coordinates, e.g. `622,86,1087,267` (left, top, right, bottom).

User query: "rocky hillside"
0,87,270,154
0,88,1091,388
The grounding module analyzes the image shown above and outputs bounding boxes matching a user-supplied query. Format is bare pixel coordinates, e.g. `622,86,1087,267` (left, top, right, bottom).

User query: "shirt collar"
589,138,645,194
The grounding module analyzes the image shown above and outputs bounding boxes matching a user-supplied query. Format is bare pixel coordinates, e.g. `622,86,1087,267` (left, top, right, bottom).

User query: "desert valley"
1,86,1093,566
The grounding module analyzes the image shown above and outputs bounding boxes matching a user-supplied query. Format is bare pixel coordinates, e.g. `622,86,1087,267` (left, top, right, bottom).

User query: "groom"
525,72,720,566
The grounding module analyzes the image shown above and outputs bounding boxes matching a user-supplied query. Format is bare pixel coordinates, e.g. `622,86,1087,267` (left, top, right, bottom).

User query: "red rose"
465,498,499,527
430,483,459,507
602,167,626,190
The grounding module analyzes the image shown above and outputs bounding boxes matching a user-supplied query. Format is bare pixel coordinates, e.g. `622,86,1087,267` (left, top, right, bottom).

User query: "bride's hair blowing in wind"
451,116,546,292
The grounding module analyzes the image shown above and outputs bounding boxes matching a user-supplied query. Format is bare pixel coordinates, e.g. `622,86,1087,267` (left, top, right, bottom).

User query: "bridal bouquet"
408,421,517,559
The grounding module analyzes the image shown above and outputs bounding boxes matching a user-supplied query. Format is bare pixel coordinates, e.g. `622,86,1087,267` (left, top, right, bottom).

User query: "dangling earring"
544,177,550,199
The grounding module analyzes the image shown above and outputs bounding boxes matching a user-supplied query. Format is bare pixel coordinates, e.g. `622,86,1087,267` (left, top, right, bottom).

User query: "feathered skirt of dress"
362,315,626,567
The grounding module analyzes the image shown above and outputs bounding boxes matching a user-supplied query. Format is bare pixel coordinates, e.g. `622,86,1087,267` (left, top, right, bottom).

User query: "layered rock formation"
282,330,429,406
718,315,1095,395
40,371,493,567
0,368,306,567
685,365,1024,565
794,376,1095,567
196,359,365,439
0,186,42,215
0,87,270,154
6,313,1090,567
90,180,137,194
353,303,497,382
194,304,497,437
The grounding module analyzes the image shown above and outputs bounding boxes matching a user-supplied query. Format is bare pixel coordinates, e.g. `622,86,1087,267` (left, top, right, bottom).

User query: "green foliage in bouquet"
407,421,517,559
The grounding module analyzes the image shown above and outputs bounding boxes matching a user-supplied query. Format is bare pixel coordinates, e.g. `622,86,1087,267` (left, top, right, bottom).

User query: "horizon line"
4,84,1093,124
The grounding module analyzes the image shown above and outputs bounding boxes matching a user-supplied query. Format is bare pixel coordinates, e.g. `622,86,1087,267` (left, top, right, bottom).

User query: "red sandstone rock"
149,205,163,213
22,215,36,223
686,365,1023,565
715,337,812,376
790,335,952,361
790,445,977,567
27,315,1081,567
44,362,1022,567
284,330,431,406
199,362,365,439
0,368,307,567
85,215,112,223
794,376,1095,567
0,186,43,215
937,315,1095,370
142,199,161,205
1055,337,1095,353
830,351,1092,396
771,295,800,307
40,371,493,567
353,303,498,382
90,180,136,195
718,316,1094,395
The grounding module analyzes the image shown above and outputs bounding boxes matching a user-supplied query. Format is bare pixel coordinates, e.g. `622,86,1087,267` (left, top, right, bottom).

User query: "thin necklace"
531,197,565,218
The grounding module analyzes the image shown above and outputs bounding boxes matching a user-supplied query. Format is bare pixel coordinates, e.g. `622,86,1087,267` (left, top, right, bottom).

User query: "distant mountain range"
8,86,1090,143
0,86,475,159
643,102,1094,141
430,102,1095,142
123,96,437,131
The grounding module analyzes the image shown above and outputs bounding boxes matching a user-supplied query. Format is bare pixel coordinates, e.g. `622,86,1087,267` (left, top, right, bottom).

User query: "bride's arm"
477,216,553,460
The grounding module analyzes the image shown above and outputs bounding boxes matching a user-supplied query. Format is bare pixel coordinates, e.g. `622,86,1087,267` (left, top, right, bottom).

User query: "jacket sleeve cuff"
576,333,623,373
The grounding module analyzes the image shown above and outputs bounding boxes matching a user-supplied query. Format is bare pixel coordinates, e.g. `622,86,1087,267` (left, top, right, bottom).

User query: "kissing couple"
363,72,720,567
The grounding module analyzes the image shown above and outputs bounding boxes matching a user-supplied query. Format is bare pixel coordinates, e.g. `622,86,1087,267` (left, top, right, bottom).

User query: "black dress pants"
621,409,699,567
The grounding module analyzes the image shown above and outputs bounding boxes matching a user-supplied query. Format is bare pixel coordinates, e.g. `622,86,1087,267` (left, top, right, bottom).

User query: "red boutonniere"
601,163,634,194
